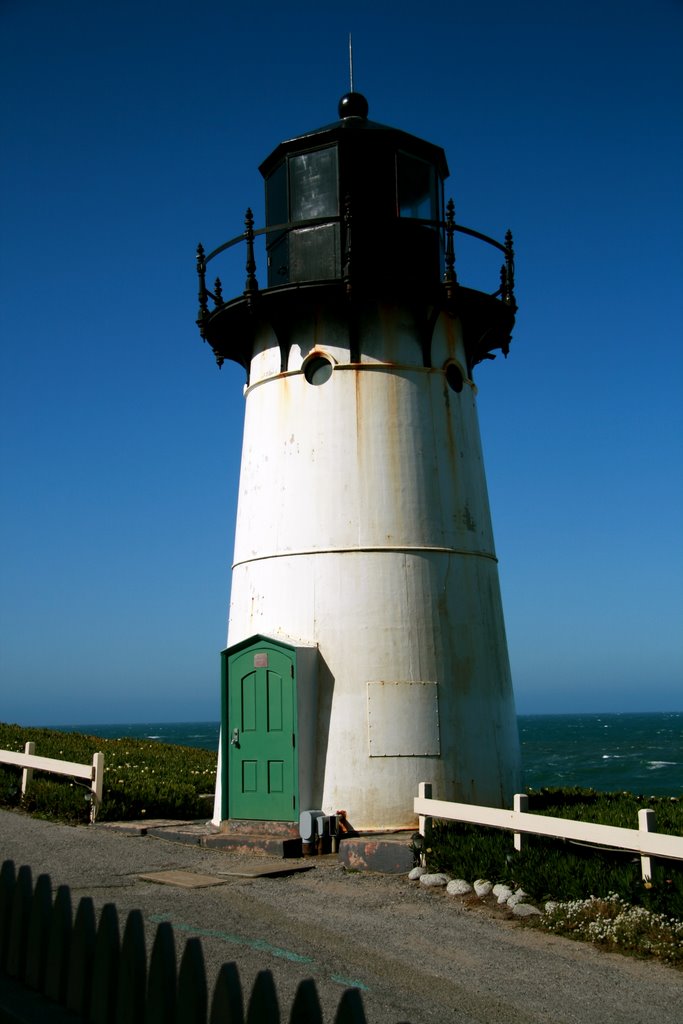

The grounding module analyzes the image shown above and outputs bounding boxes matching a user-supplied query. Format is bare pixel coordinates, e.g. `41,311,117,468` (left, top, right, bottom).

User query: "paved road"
2,810,681,1023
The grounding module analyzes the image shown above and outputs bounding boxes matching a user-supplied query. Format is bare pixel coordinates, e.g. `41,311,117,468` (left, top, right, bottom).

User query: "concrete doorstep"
95,819,417,872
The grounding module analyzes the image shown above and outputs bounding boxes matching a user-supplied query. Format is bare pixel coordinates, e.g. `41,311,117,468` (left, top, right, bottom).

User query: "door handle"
230,728,240,747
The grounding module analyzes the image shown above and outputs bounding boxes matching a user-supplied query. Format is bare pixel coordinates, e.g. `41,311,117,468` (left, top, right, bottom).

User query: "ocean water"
61,712,682,797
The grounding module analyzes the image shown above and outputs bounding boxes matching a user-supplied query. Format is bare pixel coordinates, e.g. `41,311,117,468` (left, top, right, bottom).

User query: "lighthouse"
197,92,522,831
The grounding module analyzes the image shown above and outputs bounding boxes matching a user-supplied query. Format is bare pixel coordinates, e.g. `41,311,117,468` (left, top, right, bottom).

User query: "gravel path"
2,810,681,1023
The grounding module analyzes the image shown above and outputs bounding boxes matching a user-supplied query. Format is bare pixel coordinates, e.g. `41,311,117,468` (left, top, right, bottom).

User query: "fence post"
513,793,528,852
146,921,177,1024
44,884,72,1004
21,741,35,798
246,970,279,1024
116,909,147,1024
24,873,52,991
418,782,432,838
638,808,656,880
6,864,33,979
90,903,121,1024
288,977,323,1023
333,987,367,1024
91,752,104,823
66,896,97,1016
209,961,244,1024
176,937,207,1024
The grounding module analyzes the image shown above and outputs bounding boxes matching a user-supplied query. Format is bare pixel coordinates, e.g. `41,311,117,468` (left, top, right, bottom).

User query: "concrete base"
203,832,302,858
218,818,301,838
337,832,416,873
98,819,416,870
203,818,303,857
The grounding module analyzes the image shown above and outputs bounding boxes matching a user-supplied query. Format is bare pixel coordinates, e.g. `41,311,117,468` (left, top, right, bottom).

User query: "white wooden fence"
414,783,683,880
0,743,104,822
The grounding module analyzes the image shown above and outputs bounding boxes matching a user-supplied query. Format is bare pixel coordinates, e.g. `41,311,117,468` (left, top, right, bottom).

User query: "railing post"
21,741,35,798
91,752,104,824
196,243,209,333
639,808,656,880
418,782,432,838
513,793,528,852
503,229,515,306
244,207,258,304
443,198,457,298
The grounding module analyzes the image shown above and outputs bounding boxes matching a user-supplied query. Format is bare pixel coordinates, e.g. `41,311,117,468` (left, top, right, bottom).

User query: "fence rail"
0,744,104,823
414,784,683,880
0,860,368,1024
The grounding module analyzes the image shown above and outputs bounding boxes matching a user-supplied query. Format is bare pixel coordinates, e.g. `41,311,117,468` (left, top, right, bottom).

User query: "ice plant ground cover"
542,893,683,966
0,722,216,822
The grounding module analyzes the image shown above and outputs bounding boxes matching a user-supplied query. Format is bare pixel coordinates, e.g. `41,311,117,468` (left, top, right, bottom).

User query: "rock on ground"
446,879,473,895
419,872,450,887
512,903,542,918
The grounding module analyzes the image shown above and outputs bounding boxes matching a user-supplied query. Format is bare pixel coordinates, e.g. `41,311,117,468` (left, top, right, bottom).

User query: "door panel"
228,647,296,820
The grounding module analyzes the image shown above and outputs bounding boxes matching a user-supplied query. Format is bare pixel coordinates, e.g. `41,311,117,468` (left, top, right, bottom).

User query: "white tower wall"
222,308,521,828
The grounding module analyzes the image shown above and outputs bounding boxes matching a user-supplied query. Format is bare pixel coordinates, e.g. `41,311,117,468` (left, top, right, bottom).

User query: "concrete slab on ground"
138,869,229,888
94,818,212,837
215,860,315,878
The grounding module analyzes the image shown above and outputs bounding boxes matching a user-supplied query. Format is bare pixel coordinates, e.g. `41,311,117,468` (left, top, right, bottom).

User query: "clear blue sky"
1,1,681,724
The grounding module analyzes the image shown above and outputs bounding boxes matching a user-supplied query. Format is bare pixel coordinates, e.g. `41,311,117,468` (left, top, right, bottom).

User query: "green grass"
0,722,216,824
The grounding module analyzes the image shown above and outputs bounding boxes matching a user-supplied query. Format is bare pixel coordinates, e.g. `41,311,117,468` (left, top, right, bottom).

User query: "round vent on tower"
303,353,334,386
445,362,465,393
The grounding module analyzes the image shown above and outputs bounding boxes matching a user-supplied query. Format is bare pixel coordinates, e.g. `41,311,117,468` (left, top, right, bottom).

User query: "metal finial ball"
338,92,369,119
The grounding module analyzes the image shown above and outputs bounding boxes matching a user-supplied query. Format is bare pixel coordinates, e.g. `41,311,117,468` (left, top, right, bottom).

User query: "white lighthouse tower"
197,92,522,831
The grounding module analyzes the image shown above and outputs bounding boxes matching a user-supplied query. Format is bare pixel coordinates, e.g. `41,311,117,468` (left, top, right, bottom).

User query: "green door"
227,644,297,820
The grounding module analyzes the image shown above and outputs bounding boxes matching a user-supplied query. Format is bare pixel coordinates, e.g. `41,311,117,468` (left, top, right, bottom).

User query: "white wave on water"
647,761,676,770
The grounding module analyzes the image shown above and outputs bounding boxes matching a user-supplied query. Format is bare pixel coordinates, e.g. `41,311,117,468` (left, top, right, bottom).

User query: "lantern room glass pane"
397,151,438,221
266,160,288,228
290,146,339,221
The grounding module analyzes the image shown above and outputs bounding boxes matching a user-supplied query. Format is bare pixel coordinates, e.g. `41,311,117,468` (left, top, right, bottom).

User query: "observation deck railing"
195,198,515,336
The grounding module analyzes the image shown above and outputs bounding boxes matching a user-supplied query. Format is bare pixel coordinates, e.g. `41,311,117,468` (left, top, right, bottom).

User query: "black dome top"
259,93,448,181
338,92,369,119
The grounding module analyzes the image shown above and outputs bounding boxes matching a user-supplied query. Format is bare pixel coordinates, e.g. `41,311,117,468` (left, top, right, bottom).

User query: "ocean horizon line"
4,712,680,795
21,709,683,730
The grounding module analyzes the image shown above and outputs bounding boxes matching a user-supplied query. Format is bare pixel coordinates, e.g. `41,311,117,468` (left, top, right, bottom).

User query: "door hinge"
290,664,294,677
292,733,295,748
292,795,296,809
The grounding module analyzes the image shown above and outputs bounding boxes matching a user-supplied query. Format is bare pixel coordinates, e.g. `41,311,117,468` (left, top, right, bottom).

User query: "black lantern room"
259,92,448,292
196,94,516,376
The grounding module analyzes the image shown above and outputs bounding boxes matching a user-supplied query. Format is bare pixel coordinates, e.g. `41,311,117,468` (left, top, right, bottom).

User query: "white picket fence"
0,742,104,822
414,783,683,880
